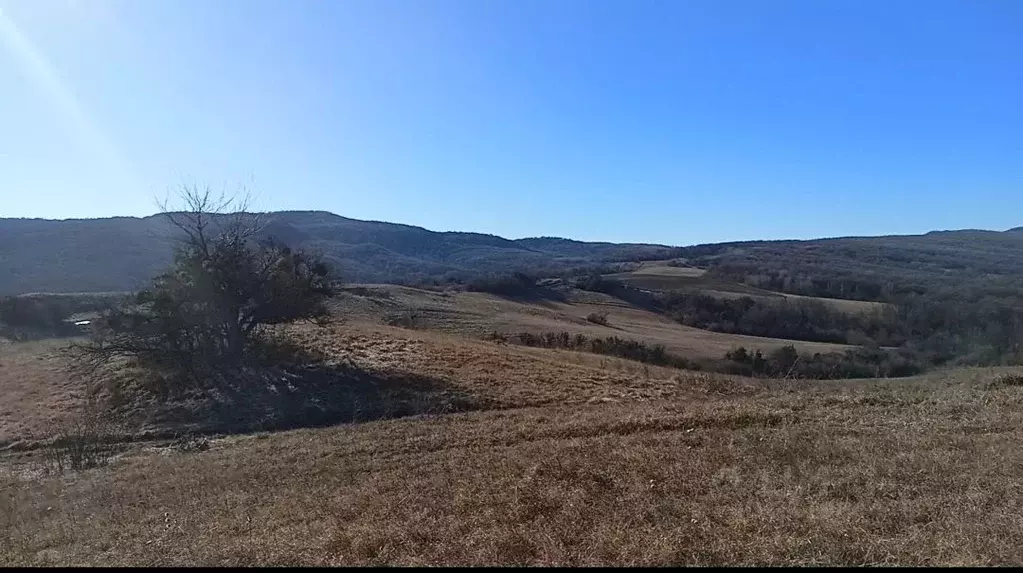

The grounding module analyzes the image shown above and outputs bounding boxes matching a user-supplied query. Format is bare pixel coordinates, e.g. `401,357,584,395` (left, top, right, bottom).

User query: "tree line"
574,274,1023,371
0,294,120,341
497,330,921,380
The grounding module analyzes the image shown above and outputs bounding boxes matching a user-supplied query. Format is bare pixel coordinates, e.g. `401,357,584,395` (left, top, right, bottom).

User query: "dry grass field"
3,290,1023,566
335,284,853,359
0,283,852,444
607,262,886,314
0,339,86,446
700,288,889,314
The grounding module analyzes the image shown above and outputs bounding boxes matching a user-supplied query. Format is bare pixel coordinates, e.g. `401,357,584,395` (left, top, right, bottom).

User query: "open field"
335,284,854,360
605,261,769,293
778,292,888,314
0,283,856,445
700,288,889,314
3,290,1023,566
629,262,708,277
2,320,1023,565
0,339,86,446
0,323,730,445
606,262,887,314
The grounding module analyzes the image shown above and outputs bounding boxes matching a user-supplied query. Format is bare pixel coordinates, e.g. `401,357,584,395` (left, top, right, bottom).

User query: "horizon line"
1,210,1020,248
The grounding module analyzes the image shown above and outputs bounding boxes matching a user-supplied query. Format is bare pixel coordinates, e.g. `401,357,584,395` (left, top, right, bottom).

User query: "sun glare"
0,5,136,188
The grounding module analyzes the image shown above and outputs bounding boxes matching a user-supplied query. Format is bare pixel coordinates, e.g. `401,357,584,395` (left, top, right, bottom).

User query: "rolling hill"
4,211,1023,298
674,229,1023,301
0,212,673,296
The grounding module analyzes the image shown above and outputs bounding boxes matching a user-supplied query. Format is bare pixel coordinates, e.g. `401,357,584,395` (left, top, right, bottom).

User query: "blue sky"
1,0,1021,245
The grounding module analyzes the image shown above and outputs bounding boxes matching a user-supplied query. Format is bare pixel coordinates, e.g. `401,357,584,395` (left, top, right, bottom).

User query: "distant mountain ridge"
0,211,673,295
673,226,1023,301
3,211,1023,296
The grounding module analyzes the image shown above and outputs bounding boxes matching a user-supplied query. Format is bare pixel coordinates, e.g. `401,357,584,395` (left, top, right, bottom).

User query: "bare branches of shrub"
43,410,114,473
72,184,339,399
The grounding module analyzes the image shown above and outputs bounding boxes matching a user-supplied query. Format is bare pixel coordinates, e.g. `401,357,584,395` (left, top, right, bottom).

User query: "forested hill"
3,211,1023,298
0,212,673,295
676,229,1023,302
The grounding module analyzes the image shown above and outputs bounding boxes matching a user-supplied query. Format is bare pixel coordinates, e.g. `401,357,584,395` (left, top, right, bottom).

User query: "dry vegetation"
608,262,886,315
333,284,853,359
0,339,87,446
3,287,1023,566
702,288,889,315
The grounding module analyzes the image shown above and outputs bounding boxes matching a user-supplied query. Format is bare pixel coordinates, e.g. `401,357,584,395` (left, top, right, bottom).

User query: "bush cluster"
514,331,700,370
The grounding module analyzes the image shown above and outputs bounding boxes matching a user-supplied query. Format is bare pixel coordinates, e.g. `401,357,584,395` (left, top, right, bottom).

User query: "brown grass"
4,311,1023,565
4,362,1023,565
609,262,886,314
285,323,716,409
701,288,889,314
630,263,707,277
333,284,853,359
0,339,86,446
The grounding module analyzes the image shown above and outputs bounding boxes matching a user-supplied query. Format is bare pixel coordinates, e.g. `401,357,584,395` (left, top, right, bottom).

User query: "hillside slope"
4,212,1023,298
4,322,1023,566
332,284,852,360
0,212,672,295
675,228,1023,300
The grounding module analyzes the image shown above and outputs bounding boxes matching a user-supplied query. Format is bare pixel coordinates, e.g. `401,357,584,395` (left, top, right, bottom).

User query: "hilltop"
674,229,1023,301
0,212,671,295
4,211,1023,297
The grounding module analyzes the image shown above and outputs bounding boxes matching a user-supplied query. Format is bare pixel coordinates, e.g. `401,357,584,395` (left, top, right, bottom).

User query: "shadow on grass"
147,361,487,435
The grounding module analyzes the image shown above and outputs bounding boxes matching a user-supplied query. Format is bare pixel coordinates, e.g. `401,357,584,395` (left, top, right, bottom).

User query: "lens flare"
0,7,138,188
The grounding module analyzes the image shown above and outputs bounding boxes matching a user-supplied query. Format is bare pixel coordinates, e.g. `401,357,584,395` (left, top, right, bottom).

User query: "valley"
3,214,1023,566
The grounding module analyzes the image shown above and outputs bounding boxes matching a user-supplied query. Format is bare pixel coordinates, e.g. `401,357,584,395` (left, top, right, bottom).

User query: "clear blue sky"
1,0,1021,245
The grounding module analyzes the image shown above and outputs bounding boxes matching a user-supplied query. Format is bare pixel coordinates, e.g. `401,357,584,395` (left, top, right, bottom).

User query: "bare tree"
156,183,264,257
73,185,337,394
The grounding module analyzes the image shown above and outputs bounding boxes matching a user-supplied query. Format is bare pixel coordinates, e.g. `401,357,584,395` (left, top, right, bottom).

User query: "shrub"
770,345,800,375
72,186,337,396
586,312,610,326
171,434,211,453
484,331,509,344
574,275,623,295
466,273,537,297
989,374,1023,389
512,330,699,371
721,345,923,380
44,413,113,473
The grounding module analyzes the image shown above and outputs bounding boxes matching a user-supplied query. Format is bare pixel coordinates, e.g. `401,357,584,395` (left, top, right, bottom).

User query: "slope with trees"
0,212,673,295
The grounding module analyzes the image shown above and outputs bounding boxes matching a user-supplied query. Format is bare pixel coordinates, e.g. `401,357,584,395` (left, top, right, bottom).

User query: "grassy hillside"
334,284,853,360
3,321,1023,566
0,285,855,445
